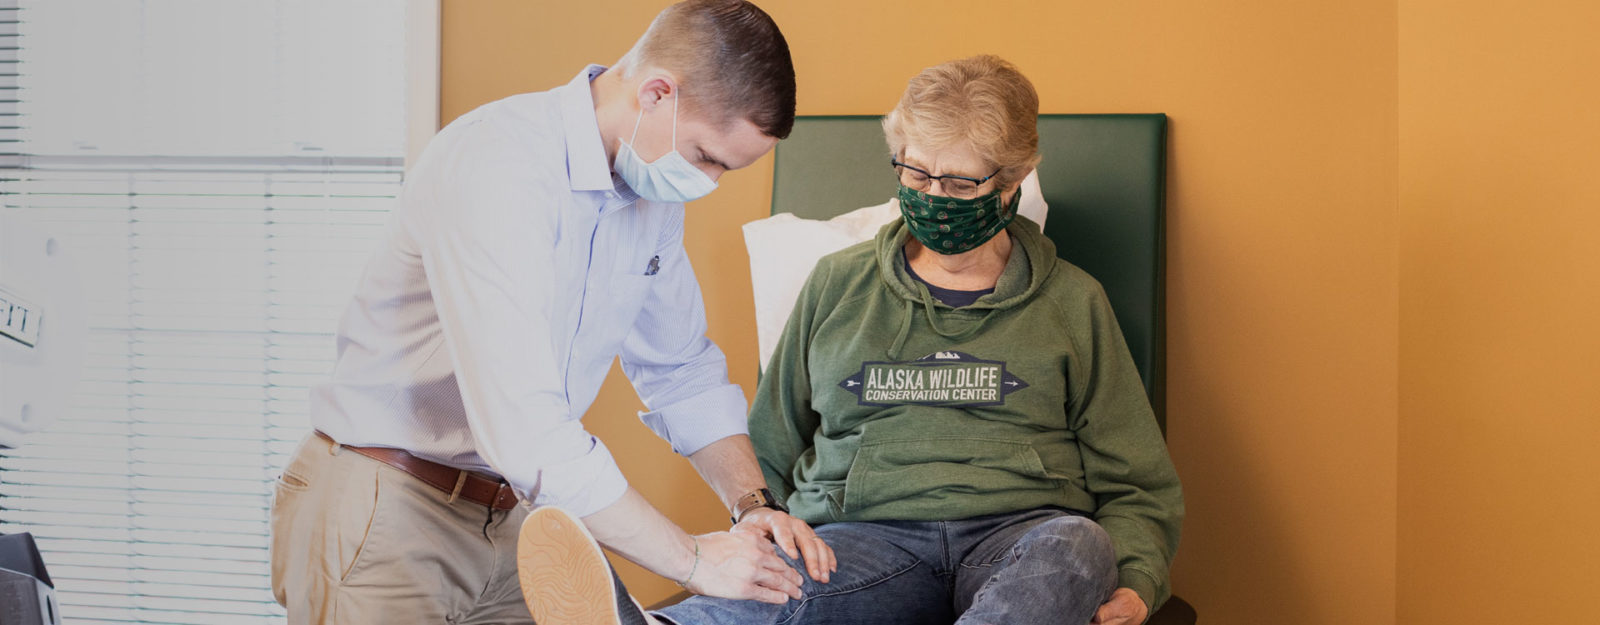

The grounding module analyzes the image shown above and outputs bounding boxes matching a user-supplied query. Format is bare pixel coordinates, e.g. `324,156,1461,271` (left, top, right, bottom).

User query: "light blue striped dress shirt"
310,65,748,517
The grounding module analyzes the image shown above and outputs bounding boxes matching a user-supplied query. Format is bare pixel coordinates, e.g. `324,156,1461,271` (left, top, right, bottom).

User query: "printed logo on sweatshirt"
838,351,1030,407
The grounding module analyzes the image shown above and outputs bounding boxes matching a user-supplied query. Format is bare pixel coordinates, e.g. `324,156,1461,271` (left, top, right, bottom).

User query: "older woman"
520,56,1182,625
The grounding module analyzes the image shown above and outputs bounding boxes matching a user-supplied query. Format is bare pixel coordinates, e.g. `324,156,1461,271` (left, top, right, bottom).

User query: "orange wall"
1397,1,1600,622
441,2,1401,622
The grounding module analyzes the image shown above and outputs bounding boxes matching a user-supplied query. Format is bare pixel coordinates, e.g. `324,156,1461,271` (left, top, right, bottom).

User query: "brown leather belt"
315,431,519,511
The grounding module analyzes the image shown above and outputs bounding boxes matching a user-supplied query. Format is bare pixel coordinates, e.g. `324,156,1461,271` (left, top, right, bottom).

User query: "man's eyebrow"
699,147,732,171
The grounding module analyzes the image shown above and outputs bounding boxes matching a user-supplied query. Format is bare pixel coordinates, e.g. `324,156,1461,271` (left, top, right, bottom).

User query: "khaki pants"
270,433,534,624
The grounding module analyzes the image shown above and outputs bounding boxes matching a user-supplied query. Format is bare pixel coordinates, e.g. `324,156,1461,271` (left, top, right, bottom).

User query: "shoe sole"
517,506,623,625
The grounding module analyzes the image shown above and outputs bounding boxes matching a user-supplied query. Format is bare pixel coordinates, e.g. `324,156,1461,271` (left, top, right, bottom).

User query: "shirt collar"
558,64,618,192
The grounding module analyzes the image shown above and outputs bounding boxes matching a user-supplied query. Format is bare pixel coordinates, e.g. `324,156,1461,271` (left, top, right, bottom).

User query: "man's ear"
635,73,678,111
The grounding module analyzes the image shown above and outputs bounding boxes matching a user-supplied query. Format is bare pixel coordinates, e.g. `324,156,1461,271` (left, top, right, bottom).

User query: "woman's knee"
785,524,926,594
1017,515,1116,572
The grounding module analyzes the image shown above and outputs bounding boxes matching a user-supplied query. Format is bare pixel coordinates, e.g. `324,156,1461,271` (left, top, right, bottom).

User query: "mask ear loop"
670,90,679,151
627,101,647,146
627,86,677,151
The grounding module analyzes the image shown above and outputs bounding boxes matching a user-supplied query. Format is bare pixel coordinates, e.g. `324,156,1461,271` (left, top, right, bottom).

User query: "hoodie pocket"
842,437,1054,513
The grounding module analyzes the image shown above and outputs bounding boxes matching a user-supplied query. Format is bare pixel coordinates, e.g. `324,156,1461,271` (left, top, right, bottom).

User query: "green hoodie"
750,215,1184,611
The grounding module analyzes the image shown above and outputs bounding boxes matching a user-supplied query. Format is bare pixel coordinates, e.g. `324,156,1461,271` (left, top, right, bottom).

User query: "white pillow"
744,170,1049,372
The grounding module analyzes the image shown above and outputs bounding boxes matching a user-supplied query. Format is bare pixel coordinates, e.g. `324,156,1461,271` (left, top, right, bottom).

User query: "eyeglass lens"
897,166,981,196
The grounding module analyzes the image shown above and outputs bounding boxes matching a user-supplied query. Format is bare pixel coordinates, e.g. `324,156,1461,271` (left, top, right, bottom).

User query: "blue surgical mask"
614,94,718,203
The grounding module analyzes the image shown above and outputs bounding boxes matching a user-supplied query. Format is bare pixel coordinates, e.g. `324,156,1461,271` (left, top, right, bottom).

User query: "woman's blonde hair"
883,55,1041,189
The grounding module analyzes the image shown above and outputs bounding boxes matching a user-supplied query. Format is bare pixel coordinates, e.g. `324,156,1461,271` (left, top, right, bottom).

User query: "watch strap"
731,488,787,524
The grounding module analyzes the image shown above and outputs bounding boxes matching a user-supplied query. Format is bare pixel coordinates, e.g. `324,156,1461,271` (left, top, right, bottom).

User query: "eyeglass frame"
890,158,1002,196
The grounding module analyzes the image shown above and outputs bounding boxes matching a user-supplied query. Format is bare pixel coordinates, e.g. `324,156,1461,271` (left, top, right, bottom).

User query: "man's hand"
733,507,837,583
683,530,804,604
1091,588,1148,625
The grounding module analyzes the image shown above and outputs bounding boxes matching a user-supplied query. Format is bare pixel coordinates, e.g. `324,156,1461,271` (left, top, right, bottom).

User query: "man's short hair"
619,0,796,139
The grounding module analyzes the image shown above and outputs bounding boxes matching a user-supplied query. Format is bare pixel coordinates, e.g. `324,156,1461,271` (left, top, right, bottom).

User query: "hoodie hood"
876,214,1058,358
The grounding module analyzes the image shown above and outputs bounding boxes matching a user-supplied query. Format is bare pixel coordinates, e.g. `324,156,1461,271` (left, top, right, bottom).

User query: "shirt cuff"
637,383,748,456
522,436,630,518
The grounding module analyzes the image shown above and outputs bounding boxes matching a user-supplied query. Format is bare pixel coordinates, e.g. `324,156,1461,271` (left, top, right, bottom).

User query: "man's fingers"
757,550,789,572
747,585,791,605
752,566,802,600
783,562,805,589
756,550,803,589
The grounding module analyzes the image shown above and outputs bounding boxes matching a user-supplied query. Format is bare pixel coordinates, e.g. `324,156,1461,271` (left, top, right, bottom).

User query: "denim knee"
1016,515,1116,576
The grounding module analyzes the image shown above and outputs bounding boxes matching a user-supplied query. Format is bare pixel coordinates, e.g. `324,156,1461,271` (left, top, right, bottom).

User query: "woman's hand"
1090,588,1149,625
732,507,838,583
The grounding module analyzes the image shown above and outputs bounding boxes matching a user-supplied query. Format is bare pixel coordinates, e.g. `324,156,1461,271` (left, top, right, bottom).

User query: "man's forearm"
687,434,768,515
581,487,696,581
576,436,767,582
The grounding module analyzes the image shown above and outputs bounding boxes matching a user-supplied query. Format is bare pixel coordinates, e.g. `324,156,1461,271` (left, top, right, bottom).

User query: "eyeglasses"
891,158,1001,199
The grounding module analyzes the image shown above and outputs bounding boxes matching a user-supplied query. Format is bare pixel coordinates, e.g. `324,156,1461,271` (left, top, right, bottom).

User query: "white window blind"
0,2,414,623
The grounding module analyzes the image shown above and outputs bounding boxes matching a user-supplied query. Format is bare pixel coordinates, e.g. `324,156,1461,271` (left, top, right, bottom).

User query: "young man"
269,2,833,624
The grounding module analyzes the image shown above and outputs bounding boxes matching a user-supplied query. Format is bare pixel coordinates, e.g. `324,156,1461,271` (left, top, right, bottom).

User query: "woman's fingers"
817,535,837,575
793,527,825,582
769,522,800,560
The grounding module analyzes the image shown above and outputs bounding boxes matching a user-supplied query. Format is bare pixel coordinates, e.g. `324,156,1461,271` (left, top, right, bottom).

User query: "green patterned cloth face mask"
897,184,1020,255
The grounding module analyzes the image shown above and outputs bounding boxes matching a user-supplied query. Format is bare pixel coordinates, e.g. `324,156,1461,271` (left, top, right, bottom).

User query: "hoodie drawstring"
918,286,993,343
889,284,996,360
888,299,915,360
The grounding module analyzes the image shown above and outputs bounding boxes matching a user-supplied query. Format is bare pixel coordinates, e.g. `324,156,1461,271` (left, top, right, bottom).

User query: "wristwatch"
731,488,788,525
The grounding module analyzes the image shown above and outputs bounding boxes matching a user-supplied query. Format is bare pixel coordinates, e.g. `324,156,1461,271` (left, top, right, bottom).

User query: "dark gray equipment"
0,533,60,625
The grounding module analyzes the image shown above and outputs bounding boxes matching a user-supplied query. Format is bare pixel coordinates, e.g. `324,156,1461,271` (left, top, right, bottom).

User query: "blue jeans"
655,508,1118,625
